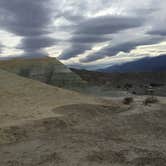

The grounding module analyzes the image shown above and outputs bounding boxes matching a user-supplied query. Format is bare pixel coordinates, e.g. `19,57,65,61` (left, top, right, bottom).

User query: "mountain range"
99,54,166,73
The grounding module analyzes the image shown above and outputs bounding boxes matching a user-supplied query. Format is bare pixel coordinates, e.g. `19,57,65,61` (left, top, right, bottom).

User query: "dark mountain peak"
99,54,166,73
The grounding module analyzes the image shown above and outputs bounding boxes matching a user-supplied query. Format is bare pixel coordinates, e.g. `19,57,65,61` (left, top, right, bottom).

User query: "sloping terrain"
0,80,166,166
0,57,85,89
0,69,166,165
0,69,98,127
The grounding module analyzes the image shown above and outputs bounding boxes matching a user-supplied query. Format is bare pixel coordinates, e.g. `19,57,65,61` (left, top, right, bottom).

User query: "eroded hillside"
0,69,98,127
0,57,86,89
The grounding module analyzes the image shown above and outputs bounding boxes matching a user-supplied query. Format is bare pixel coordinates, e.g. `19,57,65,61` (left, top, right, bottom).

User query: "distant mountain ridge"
99,54,166,73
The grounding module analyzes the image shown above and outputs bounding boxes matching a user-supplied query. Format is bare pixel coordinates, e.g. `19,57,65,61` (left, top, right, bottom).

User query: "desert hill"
0,68,166,165
0,57,85,89
0,69,99,128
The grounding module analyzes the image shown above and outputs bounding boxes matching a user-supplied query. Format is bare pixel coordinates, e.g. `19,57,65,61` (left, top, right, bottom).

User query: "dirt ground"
0,97,166,166
0,70,166,166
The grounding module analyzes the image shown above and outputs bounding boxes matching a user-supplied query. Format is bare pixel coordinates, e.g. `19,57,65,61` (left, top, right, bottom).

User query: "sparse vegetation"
132,91,136,95
123,97,134,105
71,69,166,97
144,96,159,105
18,68,31,77
117,85,121,89
124,83,133,90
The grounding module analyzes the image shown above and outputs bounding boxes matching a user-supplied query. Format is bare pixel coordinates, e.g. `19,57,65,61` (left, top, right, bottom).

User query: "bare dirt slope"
0,69,98,127
0,69,166,166
0,96,166,166
0,57,85,89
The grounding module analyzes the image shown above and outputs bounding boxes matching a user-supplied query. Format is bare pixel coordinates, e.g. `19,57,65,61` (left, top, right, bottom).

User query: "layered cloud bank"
0,0,166,69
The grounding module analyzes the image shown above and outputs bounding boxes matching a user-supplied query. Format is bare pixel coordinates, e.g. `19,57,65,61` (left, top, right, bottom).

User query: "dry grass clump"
144,96,158,105
123,97,134,105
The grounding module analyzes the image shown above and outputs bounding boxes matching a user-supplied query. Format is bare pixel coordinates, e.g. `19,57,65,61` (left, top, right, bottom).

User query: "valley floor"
0,70,166,166
0,94,166,166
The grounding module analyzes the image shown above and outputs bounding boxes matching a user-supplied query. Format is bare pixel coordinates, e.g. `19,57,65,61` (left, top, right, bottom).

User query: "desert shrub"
150,83,164,87
123,97,134,105
117,85,121,89
132,91,136,95
144,96,158,105
19,68,31,77
124,83,133,89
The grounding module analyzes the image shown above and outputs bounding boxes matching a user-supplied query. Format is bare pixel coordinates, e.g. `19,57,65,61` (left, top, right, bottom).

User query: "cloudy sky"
0,0,166,70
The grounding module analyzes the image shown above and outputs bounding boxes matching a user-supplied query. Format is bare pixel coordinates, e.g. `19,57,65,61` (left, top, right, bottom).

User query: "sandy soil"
0,70,166,166
0,69,100,127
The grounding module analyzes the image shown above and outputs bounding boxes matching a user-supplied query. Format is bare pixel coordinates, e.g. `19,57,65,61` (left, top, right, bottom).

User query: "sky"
0,0,166,70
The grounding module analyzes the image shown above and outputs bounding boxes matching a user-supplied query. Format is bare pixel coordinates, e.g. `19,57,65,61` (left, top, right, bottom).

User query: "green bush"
19,68,31,77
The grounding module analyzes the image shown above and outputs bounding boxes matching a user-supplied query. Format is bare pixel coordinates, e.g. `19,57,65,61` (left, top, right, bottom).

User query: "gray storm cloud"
0,1,50,36
59,0,166,64
75,15,144,35
80,36,164,63
0,0,166,68
0,0,55,57
18,37,57,52
59,15,145,60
